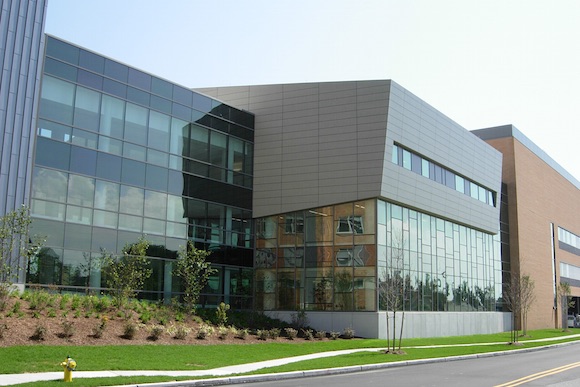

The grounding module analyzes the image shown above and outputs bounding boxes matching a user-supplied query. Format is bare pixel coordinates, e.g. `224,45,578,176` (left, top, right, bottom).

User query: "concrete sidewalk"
2,335,580,386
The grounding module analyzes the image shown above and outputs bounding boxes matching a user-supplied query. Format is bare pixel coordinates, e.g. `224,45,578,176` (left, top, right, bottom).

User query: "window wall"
392,144,496,207
27,37,254,308
254,199,377,312
377,200,502,312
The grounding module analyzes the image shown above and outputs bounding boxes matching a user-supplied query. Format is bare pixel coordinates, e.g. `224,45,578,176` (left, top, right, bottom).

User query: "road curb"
109,340,580,387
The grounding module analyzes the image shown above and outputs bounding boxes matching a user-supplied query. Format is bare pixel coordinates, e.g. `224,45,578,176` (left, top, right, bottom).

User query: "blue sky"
45,0,580,180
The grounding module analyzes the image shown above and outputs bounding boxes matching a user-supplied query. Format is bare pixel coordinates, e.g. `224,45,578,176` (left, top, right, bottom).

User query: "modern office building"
3,0,580,338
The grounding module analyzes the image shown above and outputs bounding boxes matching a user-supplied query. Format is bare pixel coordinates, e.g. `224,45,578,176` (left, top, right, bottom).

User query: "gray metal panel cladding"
0,0,47,215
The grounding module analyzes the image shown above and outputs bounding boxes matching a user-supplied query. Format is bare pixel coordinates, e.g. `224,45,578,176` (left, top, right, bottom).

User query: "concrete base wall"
267,311,512,339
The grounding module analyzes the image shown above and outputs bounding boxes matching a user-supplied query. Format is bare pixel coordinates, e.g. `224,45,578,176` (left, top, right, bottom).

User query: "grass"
2,329,580,387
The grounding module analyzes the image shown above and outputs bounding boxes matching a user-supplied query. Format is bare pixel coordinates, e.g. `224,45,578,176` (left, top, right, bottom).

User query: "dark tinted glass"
145,165,168,191
192,93,212,112
44,58,77,81
173,86,192,105
35,137,70,170
127,87,150,106
70,146,97,175
103,79,127,99
77,70,103,90
150,95,171,114
171,103,191,121
121,159,146,186
95,152,122,181
151,77,173,99
128,68,151,90
230,124,254,142
31,219,65,246
211,102,230,120
104,59,128,82
79,50,105,73
46,37,79,64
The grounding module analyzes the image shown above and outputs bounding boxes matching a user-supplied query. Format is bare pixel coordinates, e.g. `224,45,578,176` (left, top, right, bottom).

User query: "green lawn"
2,329,579,387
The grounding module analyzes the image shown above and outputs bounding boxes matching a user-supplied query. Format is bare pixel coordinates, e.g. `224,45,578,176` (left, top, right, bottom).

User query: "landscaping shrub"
284,327,298,340
0,322,8,339
60,320,75,338
31,324,47,341
123,321,138,339
148,325,164,341
92,317,107,338
269,327,281,339
329,331,341,340
196,324,214,339
315,330,326,340
302,328,314,340
342,327,355,339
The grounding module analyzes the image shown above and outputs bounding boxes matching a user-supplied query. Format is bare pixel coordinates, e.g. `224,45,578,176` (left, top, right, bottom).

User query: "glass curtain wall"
27,37,254,308
254,198,502,313
377,200,502,312
255,199,377,312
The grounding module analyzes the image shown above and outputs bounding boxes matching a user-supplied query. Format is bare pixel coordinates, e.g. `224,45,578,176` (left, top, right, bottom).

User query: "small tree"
558,281,575,331
0,207,43,308
503,274,522,343
102,236,151,308
174,241,215,313
379,232,406,353
520,275,536,336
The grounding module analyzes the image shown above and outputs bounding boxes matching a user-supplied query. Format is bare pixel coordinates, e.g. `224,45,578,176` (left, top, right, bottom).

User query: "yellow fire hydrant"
60,356,76,382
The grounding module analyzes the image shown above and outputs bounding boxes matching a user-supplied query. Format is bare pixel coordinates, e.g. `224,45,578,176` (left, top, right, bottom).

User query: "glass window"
94,180,120,211
102,78,127,99
148,110,170,151
40,76,75,124
32,168,68,202
77,70,103,90
421,159,429,178
143,218,165,236
31,199,65,221
147,149,169,167
150,95,172,114
167,195,185,223
100,95,125,139
151,77,173,99
104,59,128,82
35,137,71,170
144,191,167,219
402,149,411,170
455,175,465,193
391,144,398,164
120,186,144,216
46,37,79,64
66,205,92,225
189,125,209,161
470,182,478,199
79,49,105,73
37,120,71,142
69,146,97,176
145,164,168,191
74,86,100,131
170,118,189,155
478,186,486,203
128,68,151,90
118,214,142,232
123,142,146,162
98,136,122,155
121,159,146,187
173,85,193,106
71,128,98,149
126,87,150,106
411,153,422,174
93,210,118,229
445,170,455,189
124,103,148,145
44,57,77,81
95,152,122,181
63,223,92,250
67,175,95,207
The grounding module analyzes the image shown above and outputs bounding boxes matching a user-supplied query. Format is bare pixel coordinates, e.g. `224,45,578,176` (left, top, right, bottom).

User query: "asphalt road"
241,342,580,387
